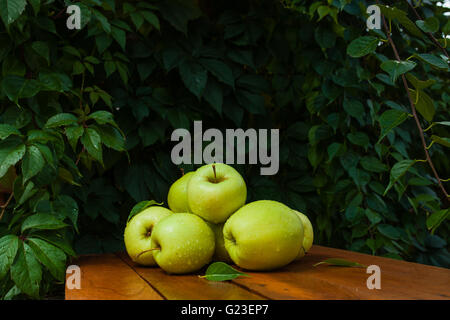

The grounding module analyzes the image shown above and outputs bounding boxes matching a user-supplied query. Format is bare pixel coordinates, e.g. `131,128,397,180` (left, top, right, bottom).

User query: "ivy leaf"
10,242,42,299
347,36,378,58
201,262,250,281
0,235,19,279
384,160,417,195
141,11,160,30
179,61,208,99
380,60,416,83
27,238,66,281
21,145,45,183
313,258,366,268
21,213,68,233
0,0,27,26
65,126,84,151
127,200,164,223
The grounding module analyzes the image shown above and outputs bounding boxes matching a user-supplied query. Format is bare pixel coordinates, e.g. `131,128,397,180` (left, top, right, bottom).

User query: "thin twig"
0,193,14,221
377,1,449,204
405,0,449,59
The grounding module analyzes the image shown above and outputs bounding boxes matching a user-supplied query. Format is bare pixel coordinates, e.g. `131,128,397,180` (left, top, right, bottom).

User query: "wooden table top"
65,245,450,300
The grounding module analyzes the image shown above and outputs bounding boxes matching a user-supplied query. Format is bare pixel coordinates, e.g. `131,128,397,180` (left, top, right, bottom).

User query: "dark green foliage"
0,0,449,298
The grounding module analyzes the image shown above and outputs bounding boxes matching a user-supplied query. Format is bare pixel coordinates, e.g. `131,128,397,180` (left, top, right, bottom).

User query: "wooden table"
65,245,450,300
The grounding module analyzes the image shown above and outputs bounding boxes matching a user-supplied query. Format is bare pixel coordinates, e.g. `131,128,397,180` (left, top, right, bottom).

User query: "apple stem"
136,248,160,259
212,164,217,183
180,168,185,176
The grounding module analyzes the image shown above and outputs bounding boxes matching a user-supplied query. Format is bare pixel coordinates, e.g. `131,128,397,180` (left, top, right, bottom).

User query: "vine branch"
377,1,449,204
0,193,14,221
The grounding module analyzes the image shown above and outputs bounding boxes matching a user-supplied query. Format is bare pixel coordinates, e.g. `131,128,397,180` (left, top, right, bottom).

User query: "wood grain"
65,253,163,300
231,245,450,300
117,252,266,300
65,246,450,300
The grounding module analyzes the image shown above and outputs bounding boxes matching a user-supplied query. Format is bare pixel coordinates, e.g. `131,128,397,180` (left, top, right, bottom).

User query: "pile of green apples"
124,163,314,274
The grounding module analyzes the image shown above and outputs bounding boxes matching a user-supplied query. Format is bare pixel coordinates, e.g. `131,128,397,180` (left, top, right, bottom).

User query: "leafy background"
0,0,449,299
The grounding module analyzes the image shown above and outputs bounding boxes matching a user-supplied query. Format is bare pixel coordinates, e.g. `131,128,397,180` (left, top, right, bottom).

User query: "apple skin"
124,206,173,266
223,200,304,271
206,222,232,263
293,210,314,260
151,213,215,274
167,171,195,213
187,163,247,224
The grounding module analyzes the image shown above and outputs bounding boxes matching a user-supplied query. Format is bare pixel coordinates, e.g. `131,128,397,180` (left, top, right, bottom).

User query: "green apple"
293,210,314,259
223,200,304,271
150,213,215,274
124,205,173,266
187,163,247,223
207,222,232,263
167,171,195,213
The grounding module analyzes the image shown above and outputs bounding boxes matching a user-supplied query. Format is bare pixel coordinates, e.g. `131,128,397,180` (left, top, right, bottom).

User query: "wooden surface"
65,245,450,300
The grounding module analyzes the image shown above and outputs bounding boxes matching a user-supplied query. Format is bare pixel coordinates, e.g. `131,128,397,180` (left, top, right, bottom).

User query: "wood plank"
231,245,450,300
117,252,266,300
65,253,163,300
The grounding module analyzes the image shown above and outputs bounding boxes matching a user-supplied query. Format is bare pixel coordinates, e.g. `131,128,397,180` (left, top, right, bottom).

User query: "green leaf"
111,26,126,51
405,74,435,90
380,60,416,83
347,36,378,58
0,235,19,279
157,0,201,34
10,242,42,299
179,61,208,99
0,141,26,178
0,0,27,26
27,238,66,281
347,132,369,148
45,113,78,128
343,98,364,120
410,89,435,122
21,145,45,183
384,160,417,195
97,125,125,151
201,262,250,281
21,213,68,233
313,258,366,268
0,124,21,140
415,17,439,33
65,126,84,151
431,135,450,148
127,200,164,223
377,224,400,240
1,76,41,102
360,156,388,173
426,209,449,234
130,12,144,30
31,41,50,65
200,58,234,88
378,109,409,142
415,54,449,70
81,128,103,165
53,195,79,233
379,5,423,38
203,79,223,115
141,11,160,30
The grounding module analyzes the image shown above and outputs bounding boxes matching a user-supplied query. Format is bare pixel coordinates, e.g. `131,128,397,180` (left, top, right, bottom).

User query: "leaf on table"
313,258,366,268
200,262,250,281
